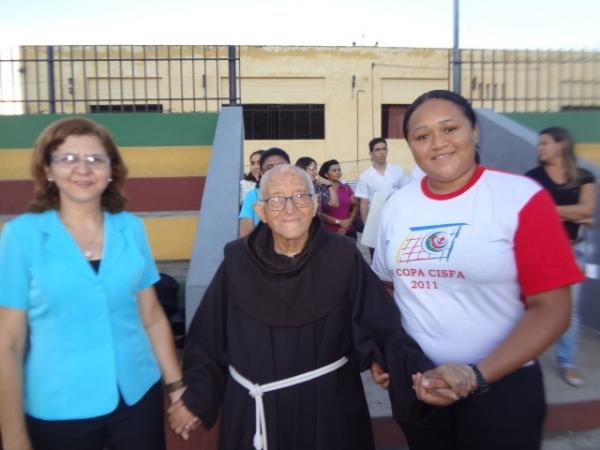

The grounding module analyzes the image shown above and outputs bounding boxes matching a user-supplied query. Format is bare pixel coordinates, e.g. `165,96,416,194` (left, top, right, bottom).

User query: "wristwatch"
335,219,341,225
468,364,491,395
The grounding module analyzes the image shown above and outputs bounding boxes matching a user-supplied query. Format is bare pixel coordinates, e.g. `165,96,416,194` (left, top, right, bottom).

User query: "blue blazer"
0,210,161,420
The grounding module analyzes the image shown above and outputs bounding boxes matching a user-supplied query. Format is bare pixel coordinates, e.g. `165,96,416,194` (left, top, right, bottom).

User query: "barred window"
243,104,325,140
88,104,163,113
381,104,409,139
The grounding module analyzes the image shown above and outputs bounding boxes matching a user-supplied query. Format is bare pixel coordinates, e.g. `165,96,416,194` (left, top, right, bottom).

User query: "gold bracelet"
164,379,186,393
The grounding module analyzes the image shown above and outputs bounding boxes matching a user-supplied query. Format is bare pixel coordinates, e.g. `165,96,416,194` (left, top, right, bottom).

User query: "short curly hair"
27,117,128,213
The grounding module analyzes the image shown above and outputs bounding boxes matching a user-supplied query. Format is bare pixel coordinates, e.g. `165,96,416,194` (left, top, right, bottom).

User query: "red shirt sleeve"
515,189,585,297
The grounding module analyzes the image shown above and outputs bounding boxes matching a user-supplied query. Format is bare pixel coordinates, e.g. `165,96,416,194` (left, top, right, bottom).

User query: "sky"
0,0,598,50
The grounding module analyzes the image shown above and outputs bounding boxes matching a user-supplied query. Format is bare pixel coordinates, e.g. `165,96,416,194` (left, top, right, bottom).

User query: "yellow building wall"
236,46,450,180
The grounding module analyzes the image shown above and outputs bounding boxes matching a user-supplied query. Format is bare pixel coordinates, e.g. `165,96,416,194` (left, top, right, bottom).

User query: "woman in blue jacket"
0,118,186,450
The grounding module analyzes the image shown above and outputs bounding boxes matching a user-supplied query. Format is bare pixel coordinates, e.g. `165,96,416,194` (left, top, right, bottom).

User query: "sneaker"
561,367,583,387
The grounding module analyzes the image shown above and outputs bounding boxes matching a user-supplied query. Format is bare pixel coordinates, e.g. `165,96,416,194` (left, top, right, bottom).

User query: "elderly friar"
167,164,448,450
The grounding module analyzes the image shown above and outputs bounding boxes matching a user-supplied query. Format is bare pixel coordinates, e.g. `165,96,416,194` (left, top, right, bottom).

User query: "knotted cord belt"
229,356,349,450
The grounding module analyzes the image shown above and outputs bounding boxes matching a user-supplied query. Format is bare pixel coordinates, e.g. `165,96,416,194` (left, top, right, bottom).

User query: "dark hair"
250,149,265,161
259,147,290,170
295,156,317,170
27,117,127,213
368,137,387,152
319,159,340,179
539,126,579,185
244,149,265,182
402,90,477,138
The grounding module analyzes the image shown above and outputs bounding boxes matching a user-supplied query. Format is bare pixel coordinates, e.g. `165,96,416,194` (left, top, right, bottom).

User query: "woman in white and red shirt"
371,90,582,450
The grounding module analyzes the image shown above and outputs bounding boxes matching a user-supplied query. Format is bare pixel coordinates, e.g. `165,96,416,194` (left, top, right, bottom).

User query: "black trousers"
26,382,165,450
399,364,546,450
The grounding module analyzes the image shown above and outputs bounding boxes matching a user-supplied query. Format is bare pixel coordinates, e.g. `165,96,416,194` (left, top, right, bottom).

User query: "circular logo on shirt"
423,231,450,253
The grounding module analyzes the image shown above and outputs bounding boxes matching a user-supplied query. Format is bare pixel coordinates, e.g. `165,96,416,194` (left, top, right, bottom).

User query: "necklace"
82,220,103,260
61,214,103,260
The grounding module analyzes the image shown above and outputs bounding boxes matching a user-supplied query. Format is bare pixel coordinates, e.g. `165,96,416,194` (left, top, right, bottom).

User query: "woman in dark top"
526,126,596,387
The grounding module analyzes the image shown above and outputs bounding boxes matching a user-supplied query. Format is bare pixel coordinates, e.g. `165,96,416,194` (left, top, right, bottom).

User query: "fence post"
46,46,56,114
452,0,461,95
228,45,238,105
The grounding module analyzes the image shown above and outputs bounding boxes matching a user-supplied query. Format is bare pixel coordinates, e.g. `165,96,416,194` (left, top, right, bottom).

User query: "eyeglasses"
262,193,314,211
51,153,111,169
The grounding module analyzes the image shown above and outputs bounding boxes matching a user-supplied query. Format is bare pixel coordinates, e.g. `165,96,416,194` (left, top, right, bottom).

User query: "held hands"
167,387,202,440
413,363,478,406
369,361,477,406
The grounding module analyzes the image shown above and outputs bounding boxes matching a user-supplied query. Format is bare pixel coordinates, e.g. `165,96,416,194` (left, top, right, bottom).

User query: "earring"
108,177,113,182
47,177,53,182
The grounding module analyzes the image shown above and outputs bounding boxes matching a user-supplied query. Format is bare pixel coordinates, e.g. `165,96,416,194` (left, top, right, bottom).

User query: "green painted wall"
0,112,218,149
505,111,600,143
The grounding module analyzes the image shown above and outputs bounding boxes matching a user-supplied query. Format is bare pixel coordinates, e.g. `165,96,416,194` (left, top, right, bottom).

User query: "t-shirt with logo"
372,166,583,366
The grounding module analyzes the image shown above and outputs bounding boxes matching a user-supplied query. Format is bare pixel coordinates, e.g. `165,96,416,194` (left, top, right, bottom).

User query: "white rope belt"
229,356,348,450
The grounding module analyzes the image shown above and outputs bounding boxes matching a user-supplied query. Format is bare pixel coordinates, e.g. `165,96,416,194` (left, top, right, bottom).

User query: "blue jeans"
555,244,585,368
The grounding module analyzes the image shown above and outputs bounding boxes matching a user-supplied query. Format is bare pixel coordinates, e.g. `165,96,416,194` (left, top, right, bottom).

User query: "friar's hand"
370,361,390,389
167,400,201,440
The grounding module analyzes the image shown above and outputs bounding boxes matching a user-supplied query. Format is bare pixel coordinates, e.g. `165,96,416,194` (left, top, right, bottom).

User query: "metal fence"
450,48,600,112
2,45,599,115
0,45,240,115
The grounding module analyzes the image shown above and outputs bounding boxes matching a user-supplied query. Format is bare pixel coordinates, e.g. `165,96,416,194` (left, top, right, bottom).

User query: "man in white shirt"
355,138,407,225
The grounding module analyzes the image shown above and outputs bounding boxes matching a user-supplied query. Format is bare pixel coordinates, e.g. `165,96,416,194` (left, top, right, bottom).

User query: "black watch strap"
468,364,491,395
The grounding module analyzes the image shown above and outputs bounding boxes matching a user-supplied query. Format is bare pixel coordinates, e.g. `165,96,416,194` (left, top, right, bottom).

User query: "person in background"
371,90,581,450
238,148,290,238
245,150,264,184
240,150,265,203
526,126,596,387
0,118,184,450
355,138,407,226
294,156,339,211
318,159,358,240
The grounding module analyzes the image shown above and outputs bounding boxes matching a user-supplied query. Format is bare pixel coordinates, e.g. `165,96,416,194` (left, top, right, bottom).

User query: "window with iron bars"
243,104,325,140
89,104,164,113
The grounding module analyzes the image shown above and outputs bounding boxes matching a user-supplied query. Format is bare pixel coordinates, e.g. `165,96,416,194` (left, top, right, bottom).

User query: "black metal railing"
2,46,599,116
449,48,600,112
0,45,240,115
